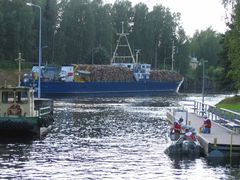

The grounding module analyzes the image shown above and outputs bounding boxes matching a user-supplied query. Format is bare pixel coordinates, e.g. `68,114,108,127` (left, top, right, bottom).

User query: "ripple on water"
0,96,238,179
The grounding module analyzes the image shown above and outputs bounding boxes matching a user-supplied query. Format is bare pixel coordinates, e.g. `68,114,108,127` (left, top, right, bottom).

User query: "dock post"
214,138,217,147
202,103,204,116
194,101,196,114
230,133,233,163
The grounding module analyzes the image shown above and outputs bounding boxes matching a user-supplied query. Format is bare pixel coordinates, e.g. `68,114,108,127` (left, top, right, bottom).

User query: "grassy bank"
216,95,240,113
0,69,30,87
0,59,32,86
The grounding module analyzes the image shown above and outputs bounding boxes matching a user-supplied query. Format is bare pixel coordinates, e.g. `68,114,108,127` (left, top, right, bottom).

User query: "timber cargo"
21,63,183,97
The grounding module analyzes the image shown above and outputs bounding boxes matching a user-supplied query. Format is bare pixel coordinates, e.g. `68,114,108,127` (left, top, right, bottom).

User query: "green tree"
56,0,95,64
145,5,180,69
90,0,113,58
220,0,240,90
189,28,222,67
188,28,223,92
0,0,5,60
1,0,34,62
132,3,148,63
218,33,233,91
174,27,190,75
42,0,58,64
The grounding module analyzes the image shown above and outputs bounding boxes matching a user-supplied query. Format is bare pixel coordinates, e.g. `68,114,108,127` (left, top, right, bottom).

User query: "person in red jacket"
170,118,184,140
201,115,211,134
185,128,197,142
172,118,183,134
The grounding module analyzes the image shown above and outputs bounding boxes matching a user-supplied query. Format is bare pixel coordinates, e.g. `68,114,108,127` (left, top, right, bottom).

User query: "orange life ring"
7,104,22,116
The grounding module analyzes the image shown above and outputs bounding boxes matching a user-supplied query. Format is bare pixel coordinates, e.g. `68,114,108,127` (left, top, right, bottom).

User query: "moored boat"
165,131,202,156
0,86,53,136
165,108,202,156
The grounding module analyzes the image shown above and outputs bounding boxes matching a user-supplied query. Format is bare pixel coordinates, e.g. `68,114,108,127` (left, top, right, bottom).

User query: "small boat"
165,108,202,156
164,132,202,156
164,128,202,156
0,86,54,137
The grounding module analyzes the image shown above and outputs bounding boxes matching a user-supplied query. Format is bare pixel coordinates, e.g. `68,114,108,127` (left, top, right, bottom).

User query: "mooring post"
214,138,217,147
230,133,233,163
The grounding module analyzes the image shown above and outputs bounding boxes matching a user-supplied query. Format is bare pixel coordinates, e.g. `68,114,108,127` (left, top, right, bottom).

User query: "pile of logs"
150,70,183,81
77,65,134,82
76,64,182,82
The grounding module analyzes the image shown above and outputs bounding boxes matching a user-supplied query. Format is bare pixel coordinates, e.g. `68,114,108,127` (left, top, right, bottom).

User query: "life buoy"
7,104,22,116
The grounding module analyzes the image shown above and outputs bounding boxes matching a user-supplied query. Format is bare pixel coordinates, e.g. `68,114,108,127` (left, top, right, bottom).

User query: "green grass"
0,60,32,70
0,60,18,70
216,95,240,112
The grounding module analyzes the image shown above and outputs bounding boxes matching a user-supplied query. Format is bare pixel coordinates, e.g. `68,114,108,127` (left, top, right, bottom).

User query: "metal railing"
193,100,240,122
39,106,51,117
181,100,240,125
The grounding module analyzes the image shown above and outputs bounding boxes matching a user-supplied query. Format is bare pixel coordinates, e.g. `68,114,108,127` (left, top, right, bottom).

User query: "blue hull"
39,80,183,97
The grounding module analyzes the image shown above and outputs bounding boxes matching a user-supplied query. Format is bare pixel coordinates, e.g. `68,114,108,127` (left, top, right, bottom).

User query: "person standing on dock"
201,115,211,134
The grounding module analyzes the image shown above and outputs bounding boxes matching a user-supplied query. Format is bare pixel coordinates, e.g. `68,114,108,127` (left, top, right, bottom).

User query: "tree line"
0,0,236,92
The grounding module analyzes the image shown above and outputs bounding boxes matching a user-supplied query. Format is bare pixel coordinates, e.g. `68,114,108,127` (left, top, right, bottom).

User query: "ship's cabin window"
2,91,14,104
16,91,28,104
127,65,132,69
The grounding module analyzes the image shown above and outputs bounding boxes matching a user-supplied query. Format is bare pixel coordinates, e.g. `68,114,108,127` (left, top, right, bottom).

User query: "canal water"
0,94,239,179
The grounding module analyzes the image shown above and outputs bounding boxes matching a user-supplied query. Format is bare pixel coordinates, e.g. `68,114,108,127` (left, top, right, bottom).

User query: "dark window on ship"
127,65,131,69
2,92,14,103
16,91,28,104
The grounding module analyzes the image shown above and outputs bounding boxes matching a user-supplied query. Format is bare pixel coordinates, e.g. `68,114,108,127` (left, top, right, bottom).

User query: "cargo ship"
21,23,183,97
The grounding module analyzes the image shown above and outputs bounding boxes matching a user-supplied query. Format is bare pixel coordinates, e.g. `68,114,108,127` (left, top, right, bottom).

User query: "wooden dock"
188,113,240,157
167,101,240,158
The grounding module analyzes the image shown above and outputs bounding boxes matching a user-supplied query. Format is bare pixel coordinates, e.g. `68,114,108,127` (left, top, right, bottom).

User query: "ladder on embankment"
170,100,240,158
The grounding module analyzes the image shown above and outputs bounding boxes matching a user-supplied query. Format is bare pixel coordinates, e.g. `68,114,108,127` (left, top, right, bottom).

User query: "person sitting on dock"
201,115,211,134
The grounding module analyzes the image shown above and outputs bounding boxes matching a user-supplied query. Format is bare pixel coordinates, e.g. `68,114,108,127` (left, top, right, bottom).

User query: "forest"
0,0,239,92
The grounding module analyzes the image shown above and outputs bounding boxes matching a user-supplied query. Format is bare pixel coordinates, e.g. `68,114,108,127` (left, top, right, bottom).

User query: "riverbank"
216,95,240,112
0,69,29,86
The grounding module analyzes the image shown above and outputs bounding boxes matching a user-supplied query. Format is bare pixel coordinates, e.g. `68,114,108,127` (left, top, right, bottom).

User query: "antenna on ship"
111,22,136,64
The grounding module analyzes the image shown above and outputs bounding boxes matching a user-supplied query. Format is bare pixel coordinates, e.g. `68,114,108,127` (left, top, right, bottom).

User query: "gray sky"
104,0,227,36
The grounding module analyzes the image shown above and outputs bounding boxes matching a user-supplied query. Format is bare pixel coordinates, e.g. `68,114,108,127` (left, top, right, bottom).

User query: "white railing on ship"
39,106,51,117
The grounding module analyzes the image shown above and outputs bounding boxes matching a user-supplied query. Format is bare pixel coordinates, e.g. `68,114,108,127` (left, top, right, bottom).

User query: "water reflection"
0,95,238,179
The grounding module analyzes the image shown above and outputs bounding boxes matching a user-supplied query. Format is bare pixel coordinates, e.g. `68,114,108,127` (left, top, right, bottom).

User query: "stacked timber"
76,65,134,82
75,64,182,82
150,70,183,82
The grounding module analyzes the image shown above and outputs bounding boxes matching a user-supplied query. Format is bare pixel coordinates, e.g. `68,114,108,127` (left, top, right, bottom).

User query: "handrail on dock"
193,100,240,121
39,106,51,117
181,100,240,131
180,100,240,157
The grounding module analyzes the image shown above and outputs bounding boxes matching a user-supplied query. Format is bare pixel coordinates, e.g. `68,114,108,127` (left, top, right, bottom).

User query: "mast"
111,22,136,64
15,53,25,87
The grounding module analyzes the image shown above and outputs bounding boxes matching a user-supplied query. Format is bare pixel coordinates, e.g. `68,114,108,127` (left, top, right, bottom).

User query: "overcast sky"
104,0,228,37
